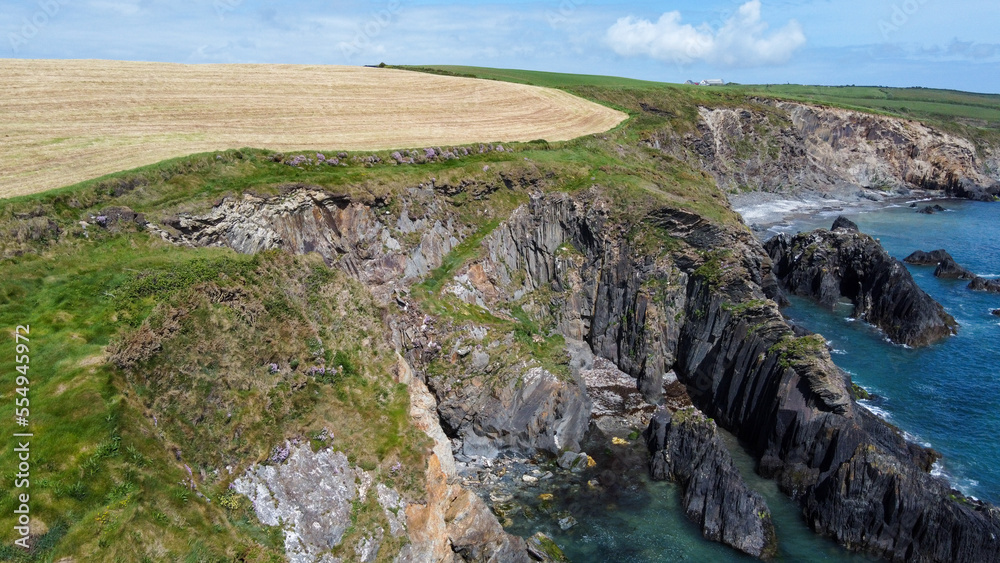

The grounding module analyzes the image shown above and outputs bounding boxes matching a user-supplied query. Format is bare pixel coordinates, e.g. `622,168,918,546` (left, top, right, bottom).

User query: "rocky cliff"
154,161,999,561
765,220,958,347
680,101,1000,200
646,408,777,559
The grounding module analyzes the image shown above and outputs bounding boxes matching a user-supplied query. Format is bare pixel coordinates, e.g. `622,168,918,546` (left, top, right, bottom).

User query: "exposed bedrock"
934,256,976,279
434,365,592,459
968,277,1000,293
393,191,1000,562
764,221,958,347
904,249,954,266
906,249,1000,292
676,101,1000,200
646,408,777,559
806,445,1000,562
161,185,1000,561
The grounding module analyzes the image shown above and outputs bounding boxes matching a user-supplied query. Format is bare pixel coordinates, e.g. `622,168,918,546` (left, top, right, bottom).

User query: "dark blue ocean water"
505,199,999,562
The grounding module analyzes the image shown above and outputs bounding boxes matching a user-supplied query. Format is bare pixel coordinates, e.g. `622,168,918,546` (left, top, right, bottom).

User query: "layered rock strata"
765,221,958,346
646,408,777,559
682,101,1000,200
163,184,1000,562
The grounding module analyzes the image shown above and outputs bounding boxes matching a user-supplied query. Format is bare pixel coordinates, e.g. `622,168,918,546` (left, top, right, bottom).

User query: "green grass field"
399,65,1000,134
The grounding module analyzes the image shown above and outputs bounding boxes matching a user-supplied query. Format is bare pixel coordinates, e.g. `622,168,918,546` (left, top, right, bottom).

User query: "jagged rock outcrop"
765,222,958,346
831,215,859,232
969,277,1000,293
646,408,777,559
806,445,1000,562
935,256,975,279
232,445,374,563
434,365,592,459
395,356,543,563
904,249,954,266
670,227,1000,563
399,454,534,563
160,186,461,299
906,249,1000,291
684,101,1000,200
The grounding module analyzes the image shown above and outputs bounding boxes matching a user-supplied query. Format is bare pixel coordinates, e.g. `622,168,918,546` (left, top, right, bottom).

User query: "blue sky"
4,0,1000,92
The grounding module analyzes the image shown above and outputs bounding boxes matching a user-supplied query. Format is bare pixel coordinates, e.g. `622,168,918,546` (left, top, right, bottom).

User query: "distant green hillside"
398,65,1000,136
395,65,665,89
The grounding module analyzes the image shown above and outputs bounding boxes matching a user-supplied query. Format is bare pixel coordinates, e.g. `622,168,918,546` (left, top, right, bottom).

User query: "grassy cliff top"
400,65,1000,139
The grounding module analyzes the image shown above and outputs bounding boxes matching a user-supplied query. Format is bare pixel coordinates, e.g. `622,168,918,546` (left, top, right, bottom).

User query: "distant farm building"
699,79,725,86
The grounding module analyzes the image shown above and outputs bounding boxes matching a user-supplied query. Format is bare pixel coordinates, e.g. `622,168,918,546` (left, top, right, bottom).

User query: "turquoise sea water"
507,199,999,561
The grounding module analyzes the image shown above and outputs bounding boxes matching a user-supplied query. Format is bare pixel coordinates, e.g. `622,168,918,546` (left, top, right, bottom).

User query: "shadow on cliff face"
156,174,1000,561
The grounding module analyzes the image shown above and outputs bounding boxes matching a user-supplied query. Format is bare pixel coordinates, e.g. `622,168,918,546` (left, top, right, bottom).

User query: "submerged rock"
525,532,569,562
646,408,777,559
917,204,947,214
765,220,958,346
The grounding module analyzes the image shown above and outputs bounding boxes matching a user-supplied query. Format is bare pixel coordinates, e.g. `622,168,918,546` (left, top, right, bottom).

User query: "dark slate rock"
904,249,953,265
831,215,859,232
765,229,958,347
969,277,1000,293
935,257,976,279
646,408,777,559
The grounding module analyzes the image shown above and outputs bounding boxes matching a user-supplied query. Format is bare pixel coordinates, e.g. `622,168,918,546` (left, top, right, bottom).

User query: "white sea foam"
930,460,981,498
858,400,892,421
831,349,847,355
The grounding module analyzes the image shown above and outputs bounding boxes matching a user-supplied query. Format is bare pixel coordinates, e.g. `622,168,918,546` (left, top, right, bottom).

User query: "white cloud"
605,0,806,68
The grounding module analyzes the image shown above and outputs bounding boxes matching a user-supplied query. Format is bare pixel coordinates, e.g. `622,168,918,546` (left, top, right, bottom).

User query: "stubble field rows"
0,59,627,198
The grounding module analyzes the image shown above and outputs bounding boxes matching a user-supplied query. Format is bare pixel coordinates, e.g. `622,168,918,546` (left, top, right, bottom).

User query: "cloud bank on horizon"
2,0,999,93
606,1,806,68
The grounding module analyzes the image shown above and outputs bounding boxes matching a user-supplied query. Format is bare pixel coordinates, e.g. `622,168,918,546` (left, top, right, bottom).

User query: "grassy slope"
3,64,998,561
0,128,727,560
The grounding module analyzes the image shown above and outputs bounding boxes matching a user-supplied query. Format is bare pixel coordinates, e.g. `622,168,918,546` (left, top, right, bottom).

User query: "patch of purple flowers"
269,443,290,464
390,461,403,474
268,363,279,374
286,154,309,167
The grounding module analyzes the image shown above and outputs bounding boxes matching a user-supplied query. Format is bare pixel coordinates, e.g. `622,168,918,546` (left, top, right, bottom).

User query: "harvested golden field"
0,59,627,198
